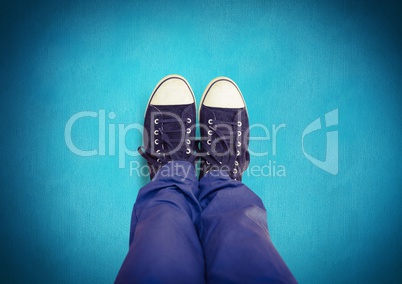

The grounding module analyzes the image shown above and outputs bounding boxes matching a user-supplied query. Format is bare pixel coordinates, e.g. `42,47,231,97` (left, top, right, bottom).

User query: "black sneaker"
197,77,250,181
138,75,197,179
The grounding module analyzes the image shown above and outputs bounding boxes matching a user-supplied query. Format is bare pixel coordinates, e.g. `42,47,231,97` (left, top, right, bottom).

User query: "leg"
116,75,203,283
115,161,205,283
198,171,297,283
197,77,297,283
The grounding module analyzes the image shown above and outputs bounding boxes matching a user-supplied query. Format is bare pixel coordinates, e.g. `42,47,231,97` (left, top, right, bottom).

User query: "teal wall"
1,0,401,283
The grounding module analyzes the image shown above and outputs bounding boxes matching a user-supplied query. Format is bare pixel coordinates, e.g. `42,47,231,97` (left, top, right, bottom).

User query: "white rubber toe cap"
202,77,245,108
150,75,194,106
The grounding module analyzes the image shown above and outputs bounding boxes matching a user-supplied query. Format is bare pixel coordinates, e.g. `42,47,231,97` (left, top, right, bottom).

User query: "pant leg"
197,171,297,284
115,161,205,284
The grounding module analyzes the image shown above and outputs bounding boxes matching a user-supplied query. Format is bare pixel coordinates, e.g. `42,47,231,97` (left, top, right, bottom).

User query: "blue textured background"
1,0,401,283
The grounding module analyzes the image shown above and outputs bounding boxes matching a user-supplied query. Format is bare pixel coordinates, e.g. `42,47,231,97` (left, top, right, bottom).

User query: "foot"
198,77,250,181
138,75,197,179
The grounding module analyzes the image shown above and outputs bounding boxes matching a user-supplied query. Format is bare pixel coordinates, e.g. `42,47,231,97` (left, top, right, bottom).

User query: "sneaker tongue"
150,103,191,114
150,104,193,131
149,103,194,159
205,106,246,155
207,106,245,122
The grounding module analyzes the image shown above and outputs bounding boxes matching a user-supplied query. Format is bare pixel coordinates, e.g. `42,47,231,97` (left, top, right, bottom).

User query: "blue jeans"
115,161,297,283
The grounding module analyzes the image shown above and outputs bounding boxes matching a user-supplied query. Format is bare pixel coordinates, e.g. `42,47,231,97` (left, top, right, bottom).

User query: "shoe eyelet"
207,139,211,145
208,130,213,135
237,142,241,147
154,130,159,135
186,139,191,145
157,158,161,163
186,148,191,154
208,119,213,125
187,118,192,123
237,150,240,156
154,118,159,124
237,121,242,127
235,161,239,166
206,161,210,165
237,131,242,136
155,139,159,145
207,151,210,156
186,128,191,134
156,149,161,154
233,169,238,174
